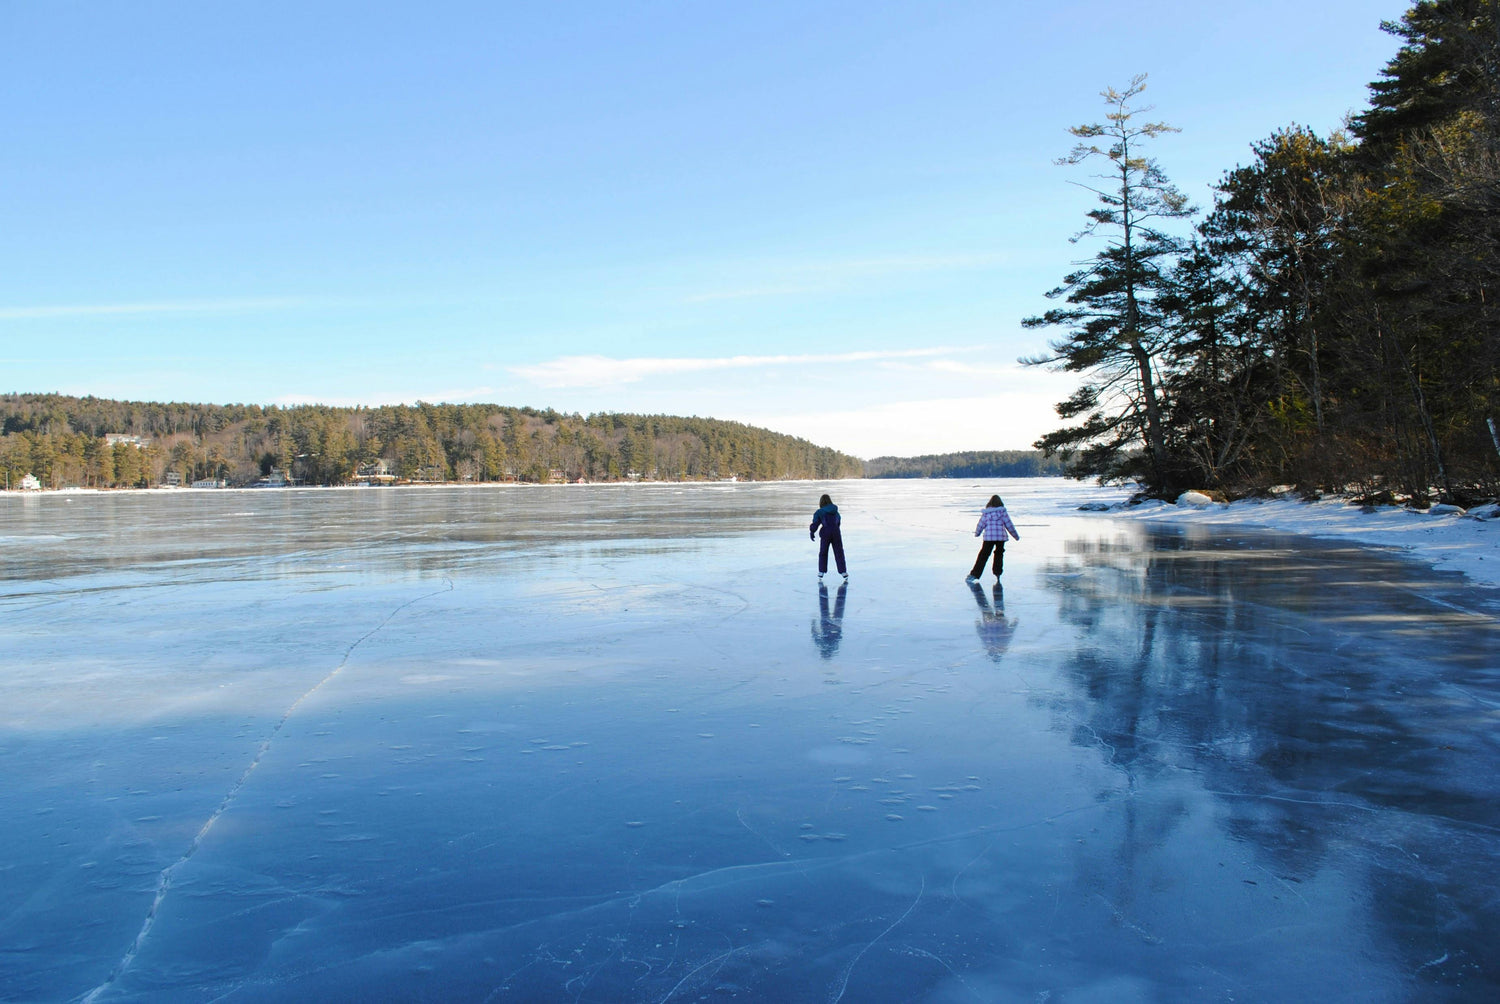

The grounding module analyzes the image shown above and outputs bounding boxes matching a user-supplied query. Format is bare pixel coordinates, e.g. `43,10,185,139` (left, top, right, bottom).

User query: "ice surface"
2,480,1499,1001
1108,491,1500,589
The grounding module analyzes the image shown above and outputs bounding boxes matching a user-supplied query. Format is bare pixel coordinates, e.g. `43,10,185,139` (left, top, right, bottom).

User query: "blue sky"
1,1,1406,458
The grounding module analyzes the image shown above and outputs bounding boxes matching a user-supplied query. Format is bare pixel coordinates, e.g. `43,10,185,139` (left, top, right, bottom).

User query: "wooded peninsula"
0,394,1067,487
1023,2,1499,504
864,451,1066,479
0,394,866,487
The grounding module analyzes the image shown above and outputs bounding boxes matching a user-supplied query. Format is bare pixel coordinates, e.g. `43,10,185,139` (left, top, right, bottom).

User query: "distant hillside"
0,393,863,488
864,450,1065,479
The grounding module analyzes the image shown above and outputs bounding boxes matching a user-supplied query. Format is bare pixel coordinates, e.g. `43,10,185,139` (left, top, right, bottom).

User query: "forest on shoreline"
865,450,1065,479
1024,1,1499,504
0,393,1063,488
0,394,864,488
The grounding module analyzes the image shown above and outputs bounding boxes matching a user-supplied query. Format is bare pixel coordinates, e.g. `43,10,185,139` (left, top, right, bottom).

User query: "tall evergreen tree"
1355,0,1500,153
1353,0,1500,495
1023,75,1197,490
1154,241,1267,487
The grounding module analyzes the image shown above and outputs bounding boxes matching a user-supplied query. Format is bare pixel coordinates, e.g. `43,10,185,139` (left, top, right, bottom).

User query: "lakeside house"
354,460,396,485
251,468,296,488
18,473,41,490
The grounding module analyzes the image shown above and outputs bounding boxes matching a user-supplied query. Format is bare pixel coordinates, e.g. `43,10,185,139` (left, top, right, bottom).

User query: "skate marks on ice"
170,808,1096,1003
80,579,454,1003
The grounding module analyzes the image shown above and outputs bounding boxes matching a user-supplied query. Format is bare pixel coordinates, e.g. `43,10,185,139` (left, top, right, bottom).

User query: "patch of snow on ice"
1092,493,1500,589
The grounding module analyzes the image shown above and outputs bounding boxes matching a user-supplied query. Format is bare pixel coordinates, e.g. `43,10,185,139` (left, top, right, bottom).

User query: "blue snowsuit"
809,503,847,575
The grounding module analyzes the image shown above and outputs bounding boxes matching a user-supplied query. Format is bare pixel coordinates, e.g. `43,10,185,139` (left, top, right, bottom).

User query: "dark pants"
819,533,847,574
970,539,1005,577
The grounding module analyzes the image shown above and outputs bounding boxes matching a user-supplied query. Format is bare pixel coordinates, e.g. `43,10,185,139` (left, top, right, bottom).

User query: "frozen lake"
3,479,1499,1002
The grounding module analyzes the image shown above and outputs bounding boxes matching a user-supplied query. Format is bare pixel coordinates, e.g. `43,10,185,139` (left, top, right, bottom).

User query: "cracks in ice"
657,934,743,1003
1091,890,1163,945
231,834,965,1000
897,944,987,1002
565,938,623,1003
736,806,793,859
141,787,1118,1000
828,873,924,1004
1447,683,1500,710
1068,715,1119,764
947,797,1118,911
1205,787,1500,837
1254,862,1310,907
79,578,454,1003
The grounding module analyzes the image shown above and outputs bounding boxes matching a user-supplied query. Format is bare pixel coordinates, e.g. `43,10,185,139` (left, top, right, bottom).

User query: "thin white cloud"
908,359,1034,377
511,348,961,389
0,298,303,320
742,391,1071,458
684,253,1008,303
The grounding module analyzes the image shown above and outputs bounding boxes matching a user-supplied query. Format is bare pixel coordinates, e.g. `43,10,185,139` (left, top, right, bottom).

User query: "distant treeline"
864,451,1065,479
0,394,863,488
1024,2,1500,503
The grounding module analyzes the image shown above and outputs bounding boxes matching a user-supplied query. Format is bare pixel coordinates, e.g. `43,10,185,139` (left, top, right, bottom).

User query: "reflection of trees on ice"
967,581,1015,663
1041,524,1500,989
811,582,847,659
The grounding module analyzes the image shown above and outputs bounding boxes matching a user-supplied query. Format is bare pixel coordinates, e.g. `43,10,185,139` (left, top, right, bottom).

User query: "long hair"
819,494,832,506
987,495,1003,507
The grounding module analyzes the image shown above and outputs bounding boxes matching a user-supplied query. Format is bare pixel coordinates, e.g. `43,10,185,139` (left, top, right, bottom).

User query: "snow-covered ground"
1096,491,1500,589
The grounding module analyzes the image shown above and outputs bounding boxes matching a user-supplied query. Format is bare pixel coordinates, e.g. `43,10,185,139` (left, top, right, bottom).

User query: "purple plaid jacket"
974,506,1020,542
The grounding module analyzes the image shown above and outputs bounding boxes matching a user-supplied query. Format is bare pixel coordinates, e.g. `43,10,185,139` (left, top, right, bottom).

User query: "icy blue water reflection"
2,481,1498,1001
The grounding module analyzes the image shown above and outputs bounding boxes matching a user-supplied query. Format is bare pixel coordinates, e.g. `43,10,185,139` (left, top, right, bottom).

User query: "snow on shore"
1099,492,1500,590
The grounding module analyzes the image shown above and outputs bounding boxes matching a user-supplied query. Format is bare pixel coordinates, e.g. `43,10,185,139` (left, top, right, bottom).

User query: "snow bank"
1100,493,1500,589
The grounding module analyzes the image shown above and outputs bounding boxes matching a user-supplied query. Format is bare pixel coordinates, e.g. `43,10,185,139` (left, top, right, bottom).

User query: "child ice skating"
968,494,1019,580
809,494,848,580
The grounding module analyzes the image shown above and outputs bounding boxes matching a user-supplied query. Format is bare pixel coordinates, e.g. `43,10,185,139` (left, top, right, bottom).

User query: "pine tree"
1355,0,1500,154
1353,0,1500,496
1023,74,1196,490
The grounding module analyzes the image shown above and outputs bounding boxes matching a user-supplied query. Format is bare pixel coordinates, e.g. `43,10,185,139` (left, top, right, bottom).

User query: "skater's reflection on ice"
811,581,847,659
969,581,1015,663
